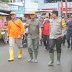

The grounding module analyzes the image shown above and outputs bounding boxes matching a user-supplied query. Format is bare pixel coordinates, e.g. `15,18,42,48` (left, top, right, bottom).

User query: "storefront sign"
0,2,10,11
0,16,6,28
10,6,23,17
10,6,18,11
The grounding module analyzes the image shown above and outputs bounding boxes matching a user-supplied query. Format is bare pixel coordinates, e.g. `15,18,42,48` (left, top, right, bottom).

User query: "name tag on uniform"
57,20,60,23
51,20,53,23
56,24,59,27
17,21,19,23
50,24,52,28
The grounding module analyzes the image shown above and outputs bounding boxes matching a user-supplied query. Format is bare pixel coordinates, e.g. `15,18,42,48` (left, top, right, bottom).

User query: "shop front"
0,2,11,39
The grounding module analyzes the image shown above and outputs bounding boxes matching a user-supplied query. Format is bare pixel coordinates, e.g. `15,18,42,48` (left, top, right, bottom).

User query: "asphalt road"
0,40,72,72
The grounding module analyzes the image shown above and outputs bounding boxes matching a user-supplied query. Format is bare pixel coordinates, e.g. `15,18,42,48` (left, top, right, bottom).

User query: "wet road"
0,40,72,72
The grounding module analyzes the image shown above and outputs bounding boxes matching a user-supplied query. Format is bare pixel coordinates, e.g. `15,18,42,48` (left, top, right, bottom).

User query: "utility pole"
12,0,13,2
57,0,61,18
23,0,25,17
69,2,71,17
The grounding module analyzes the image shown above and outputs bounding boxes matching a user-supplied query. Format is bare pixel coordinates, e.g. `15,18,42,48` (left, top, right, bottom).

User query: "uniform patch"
17,21,19,23
56,24,59,27
51,20,53,22
50,24,52,28
57,20,60,22
63,20,65,23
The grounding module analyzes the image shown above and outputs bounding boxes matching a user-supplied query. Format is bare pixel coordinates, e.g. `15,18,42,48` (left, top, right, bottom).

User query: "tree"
34,1,38,3
0,0,10,2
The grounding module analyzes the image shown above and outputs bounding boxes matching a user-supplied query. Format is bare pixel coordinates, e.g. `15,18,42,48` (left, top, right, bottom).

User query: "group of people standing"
7,10,72,66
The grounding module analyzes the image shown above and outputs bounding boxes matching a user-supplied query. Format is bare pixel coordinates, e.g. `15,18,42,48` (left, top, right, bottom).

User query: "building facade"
38,0,72,17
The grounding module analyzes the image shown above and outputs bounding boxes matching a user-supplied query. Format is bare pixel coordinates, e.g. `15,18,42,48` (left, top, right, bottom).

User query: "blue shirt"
66,21,72,31
12,18,18,22
23,23,28,33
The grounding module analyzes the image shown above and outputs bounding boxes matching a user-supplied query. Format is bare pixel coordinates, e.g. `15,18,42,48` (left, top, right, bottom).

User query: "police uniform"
26,15,42,63
48,11,66,66
66,17,72,49
50,18,66,53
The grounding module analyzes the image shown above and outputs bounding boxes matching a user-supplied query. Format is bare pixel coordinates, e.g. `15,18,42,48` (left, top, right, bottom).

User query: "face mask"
44,18,49,21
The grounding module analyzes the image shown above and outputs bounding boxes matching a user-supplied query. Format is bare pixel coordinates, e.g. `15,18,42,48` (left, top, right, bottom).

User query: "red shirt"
41,21,43,24
43,21,50,35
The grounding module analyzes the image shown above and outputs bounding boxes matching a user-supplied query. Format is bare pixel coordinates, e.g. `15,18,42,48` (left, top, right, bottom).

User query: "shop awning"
0,10,11,14
0,12,9,16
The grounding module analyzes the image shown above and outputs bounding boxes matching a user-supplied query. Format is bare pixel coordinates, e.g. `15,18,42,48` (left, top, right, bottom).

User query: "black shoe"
63,43,65,46
71,47,72,50
68,44,70,48
68,46,70,48
45,46,47,49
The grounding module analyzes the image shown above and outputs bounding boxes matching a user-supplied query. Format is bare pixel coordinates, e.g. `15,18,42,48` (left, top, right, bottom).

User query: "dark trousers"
40,34,43,45
43,35,50,50
61,35,66,45
67,31,72,48
49,37,61,53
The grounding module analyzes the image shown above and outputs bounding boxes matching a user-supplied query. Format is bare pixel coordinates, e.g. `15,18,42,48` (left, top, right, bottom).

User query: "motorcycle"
1,29,8,44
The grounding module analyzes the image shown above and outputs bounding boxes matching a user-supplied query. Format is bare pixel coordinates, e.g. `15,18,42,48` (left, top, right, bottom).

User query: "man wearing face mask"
43,15,50,50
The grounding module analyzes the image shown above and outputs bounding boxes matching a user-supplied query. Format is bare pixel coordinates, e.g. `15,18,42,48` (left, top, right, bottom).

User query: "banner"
65,0,68,18
0,16,6,28
10,6,23,17
61,0,63,17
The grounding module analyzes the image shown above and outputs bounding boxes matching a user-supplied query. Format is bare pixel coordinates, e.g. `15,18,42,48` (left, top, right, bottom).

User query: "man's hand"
25,24,30,28
39,36,42,40
23,33,25,36
61,36,63,39
65,32,67,35
18,35,21,39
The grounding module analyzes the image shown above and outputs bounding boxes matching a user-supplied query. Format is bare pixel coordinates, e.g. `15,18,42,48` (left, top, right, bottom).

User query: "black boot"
71,47,72,50
68,44,70,48
67,40,70,48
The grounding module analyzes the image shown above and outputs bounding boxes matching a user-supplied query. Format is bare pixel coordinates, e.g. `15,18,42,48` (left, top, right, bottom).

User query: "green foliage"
34,1,38,3
0,0,10,2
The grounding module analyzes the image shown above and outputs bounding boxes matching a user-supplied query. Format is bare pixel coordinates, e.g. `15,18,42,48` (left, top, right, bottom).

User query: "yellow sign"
0,16,6,19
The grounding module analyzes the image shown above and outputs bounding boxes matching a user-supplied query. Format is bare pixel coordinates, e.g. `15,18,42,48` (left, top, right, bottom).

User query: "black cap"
52,10,58,16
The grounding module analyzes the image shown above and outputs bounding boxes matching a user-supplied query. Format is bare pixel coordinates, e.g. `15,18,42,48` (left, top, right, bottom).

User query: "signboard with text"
0,16,6,28
0,2,10,11
10,6,23,17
